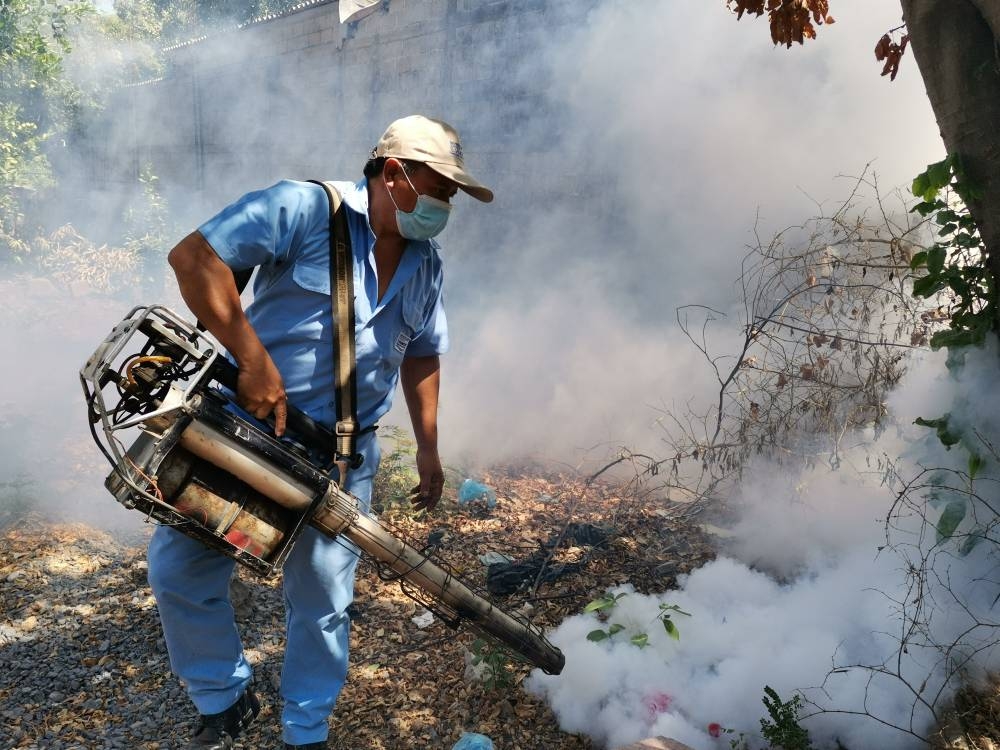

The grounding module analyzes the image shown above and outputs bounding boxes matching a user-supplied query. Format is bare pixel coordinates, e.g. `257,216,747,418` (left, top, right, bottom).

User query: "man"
147,115,493,749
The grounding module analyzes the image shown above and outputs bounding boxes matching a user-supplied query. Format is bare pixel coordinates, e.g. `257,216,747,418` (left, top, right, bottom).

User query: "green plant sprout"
469,637,514,692
658,602,691,641
759,686,813,750
583,593,690,647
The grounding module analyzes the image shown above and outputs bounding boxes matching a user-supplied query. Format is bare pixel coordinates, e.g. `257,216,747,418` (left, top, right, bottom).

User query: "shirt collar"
342,178,370,216
345,177,433,260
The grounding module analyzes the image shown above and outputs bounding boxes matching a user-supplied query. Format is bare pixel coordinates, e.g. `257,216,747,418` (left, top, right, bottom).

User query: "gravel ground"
0,474,707,750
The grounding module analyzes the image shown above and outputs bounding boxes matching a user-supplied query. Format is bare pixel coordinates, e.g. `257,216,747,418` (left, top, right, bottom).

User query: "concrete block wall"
88,0,601,232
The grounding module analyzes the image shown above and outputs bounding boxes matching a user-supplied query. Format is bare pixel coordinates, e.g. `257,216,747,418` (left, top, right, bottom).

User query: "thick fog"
7,2,995,747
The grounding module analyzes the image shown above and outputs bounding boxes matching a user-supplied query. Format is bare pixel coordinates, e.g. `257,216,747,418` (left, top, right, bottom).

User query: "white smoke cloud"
427,0,944,467
527,343,1000,749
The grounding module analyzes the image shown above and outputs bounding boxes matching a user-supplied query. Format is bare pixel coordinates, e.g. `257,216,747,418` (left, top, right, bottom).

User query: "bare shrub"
34,224,142,294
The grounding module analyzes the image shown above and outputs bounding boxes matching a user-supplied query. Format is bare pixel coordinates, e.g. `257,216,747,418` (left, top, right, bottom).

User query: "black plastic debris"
485,522,613,596
561,522,610,547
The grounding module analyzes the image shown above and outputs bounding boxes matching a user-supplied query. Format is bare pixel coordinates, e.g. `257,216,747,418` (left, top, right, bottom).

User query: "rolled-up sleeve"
406,284,449,357
198,180,327,270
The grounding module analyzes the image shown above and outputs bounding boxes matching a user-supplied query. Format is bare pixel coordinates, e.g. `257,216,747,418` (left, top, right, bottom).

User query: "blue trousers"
147,435,379,745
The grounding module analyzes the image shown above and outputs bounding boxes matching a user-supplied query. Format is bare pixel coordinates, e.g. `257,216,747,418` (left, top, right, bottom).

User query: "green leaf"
914,415,962,447
930,328,984,351
587,629,609,642
909,250,928,269
630,633,649,648
662,617,680,640
659,603,692,617
912,275,948,298
910,201,939,217
584,594,619,613
958,530,985,557
911,172,930,200
926,246,947,275
968,453,984,480
927,158,952,191
954,179,985,203
608,623,626,636
936,500,967,544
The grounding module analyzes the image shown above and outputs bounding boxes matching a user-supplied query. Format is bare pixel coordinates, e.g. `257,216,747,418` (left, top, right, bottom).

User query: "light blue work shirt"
198,178,449,432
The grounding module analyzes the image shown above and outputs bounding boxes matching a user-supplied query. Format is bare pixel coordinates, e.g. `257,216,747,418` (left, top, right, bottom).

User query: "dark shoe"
284,743,327,749
187,688,260,749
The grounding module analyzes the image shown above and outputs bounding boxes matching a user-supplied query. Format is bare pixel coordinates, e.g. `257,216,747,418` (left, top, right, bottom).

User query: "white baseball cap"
373,115,494,203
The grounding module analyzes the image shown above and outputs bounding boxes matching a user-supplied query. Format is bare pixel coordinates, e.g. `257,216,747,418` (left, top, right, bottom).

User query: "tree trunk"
900,0,1000,325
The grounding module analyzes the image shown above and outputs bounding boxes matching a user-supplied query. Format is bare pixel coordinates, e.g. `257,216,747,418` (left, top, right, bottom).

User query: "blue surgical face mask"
385,168,452,241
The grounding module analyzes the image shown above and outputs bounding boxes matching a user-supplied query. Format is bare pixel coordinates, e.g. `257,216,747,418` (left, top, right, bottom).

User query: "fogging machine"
80,305,564,674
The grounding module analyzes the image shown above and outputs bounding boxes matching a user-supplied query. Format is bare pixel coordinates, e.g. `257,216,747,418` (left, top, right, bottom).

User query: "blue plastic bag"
452,732,495,750
457,478,497,509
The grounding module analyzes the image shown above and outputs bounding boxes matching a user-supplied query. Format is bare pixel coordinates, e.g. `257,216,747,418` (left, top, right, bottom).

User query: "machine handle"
209,357,337,453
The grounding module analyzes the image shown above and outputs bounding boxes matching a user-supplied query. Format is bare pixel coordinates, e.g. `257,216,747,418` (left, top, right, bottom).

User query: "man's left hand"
409,446,444,512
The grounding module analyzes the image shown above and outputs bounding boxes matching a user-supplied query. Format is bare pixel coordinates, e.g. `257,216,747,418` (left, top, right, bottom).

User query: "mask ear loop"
383,158,418,212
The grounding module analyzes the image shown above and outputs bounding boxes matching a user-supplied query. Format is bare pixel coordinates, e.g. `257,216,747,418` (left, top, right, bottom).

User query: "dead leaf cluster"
875,31,910,82
727,0,834,47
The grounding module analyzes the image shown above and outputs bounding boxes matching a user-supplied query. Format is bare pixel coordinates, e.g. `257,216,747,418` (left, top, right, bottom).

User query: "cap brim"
425,161,494,203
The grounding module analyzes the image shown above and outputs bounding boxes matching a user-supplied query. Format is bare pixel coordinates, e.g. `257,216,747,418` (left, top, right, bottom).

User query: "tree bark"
900,0,1000,324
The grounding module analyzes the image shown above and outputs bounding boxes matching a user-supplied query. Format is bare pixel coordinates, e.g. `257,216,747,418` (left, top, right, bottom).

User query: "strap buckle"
334,419,364,473
335,419,358,437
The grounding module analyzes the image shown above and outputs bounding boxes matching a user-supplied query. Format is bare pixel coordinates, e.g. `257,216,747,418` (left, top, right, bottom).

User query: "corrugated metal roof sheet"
161,0,337,53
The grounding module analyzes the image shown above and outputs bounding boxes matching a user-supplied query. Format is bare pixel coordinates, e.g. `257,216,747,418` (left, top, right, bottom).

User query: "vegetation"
108,0,319,44
0,0,182,289
583,592,690,647
759,687,813,750
371,426,420,513
468,637,515,692
726,0,1000,335
0,0,91,258
908,155,994,351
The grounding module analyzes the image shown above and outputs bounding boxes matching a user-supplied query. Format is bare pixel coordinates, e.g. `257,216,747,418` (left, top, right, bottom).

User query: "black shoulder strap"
308,180,361,484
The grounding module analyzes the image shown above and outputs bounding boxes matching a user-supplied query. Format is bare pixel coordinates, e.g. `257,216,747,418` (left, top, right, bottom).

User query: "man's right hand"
236,350,288,436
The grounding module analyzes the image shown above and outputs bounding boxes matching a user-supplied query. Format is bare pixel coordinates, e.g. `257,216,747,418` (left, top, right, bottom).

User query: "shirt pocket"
291,261,331,295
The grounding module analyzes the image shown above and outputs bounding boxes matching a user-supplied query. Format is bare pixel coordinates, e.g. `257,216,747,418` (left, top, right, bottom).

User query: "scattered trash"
411,610,434,629
564,522,611,547
477,550,514,566
457,478,497,509
643,691,673,721
485,523,613,595
487,555,569,595
463,647,489,683
452,731,495,749
698,523,737,539
426,528,448,549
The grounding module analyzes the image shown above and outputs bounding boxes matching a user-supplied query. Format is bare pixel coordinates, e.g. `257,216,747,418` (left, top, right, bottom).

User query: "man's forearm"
400,355,441,449
168,231,288,432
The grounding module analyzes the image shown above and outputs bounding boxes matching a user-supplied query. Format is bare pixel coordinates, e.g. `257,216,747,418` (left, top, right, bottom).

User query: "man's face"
386,159,459,211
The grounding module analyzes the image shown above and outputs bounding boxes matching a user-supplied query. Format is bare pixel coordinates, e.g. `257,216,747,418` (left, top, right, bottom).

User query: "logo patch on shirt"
394,330,411,355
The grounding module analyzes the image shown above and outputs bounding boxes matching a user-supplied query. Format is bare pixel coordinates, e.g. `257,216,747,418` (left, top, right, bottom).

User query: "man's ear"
382,158,404,189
